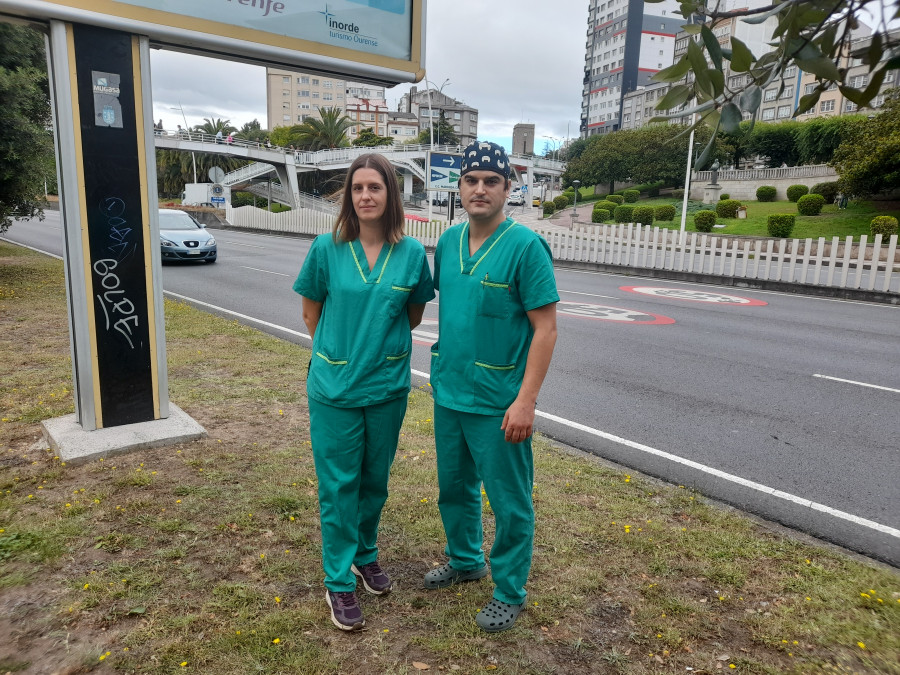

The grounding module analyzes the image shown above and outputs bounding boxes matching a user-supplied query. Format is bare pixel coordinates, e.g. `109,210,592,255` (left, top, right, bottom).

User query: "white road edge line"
3,260,893,542
240,266,290,276
813,373,900,394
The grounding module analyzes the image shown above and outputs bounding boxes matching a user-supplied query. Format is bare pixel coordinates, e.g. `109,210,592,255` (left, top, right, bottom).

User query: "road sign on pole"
426,151,462,191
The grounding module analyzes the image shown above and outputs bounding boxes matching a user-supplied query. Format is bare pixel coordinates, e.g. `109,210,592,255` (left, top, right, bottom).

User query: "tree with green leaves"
292,106,353,150
234,119,268,144
745,120,802,167
0,23,53,232
352,127,394,147
795,114,867,164
411,110,459,146
831,89,900,197
194,117,237,136
648,0,900,166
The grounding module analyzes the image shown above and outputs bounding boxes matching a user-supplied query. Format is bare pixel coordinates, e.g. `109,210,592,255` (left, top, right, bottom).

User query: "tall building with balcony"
265,67,385,130
397,86,479,146
581,0,683,137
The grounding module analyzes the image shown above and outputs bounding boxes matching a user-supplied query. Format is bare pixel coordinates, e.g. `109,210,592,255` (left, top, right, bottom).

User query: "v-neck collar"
350,238,395,284
459,218,516,276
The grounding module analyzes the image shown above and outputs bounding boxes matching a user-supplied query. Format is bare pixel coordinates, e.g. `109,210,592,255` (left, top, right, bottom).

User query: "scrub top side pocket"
387,284,413,316
309,349,350,402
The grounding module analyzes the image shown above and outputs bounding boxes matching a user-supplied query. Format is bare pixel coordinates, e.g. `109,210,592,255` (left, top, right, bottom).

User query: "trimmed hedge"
810,181,840,204
694,210,717,232
592,208,611,223
632,206,654,225
716,199,742,218
797,193,826,215
542,201,556,216
654,204,676,221
671,189,685,200
553,194,570,209
756,185,777,202
607,194,625,205
614,205,634,223
768,214,795,237
623,189,640,203
595,200,618,214
870,215,898,238
719,193,730,200
786,184,809,202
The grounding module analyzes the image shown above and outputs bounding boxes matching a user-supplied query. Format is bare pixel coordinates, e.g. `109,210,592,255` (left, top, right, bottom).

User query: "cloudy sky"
149,0,587,155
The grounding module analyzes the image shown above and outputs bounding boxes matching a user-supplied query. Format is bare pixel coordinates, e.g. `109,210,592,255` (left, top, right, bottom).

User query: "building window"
850,75,869,88
282,102,289,110
300,90,310,97
762,108,775,120
777,105,791,118
282,76,289,84
820,99,835,112
312,78,319,85
804,83,816,95
324,81,332,88
845,101,857,112
312,92,319,98
301,103,310,109
885,71,895,83
282,90,290,97
454,112,461,119
781,86,793,99
300,76,309,84
323,93,333,100
784,66,796,78
764,88,777,101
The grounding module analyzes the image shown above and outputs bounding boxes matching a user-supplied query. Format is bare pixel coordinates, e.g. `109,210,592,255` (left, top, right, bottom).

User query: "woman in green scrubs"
293,153,434,631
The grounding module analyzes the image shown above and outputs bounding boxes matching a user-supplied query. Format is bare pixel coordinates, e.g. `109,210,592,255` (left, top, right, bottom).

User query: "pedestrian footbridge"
154,131,566,209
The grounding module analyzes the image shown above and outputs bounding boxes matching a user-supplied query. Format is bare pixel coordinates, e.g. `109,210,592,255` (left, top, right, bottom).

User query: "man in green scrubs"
425,141,559,632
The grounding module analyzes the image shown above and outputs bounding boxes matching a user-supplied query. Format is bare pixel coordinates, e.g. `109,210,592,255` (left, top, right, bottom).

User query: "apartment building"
265,67,384,130
581,0,683,137
397,86,479,146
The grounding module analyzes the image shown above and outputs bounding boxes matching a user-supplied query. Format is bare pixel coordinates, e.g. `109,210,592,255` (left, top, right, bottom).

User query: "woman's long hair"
333,153,405,244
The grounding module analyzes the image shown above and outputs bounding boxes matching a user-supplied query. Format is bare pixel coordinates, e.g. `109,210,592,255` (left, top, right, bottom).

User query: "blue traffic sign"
427,151,462,190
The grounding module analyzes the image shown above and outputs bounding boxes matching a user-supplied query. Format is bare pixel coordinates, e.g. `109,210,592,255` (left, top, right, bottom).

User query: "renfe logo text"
226,0,285,18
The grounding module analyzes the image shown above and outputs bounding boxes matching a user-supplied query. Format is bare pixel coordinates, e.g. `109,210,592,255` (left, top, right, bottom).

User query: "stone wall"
689,164,838,201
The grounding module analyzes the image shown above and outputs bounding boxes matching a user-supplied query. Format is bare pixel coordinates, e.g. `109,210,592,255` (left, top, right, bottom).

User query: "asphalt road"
4,212,899,565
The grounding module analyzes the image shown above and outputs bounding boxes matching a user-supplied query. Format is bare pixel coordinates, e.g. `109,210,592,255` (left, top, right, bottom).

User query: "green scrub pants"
434,403,534,605
308,395,408,592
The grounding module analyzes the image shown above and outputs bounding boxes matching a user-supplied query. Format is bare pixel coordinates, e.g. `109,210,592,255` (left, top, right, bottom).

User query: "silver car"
158,209,217,263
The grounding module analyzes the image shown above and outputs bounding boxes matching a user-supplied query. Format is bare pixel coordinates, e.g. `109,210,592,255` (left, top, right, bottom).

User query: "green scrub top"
294,233,435,408
430,218,559,416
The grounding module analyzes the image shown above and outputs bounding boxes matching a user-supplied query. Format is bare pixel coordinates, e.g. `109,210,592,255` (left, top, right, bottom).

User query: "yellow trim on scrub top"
316,352,348,365
474,361,516,370
350,240,396,283
458,222,518,275
385,351,409,361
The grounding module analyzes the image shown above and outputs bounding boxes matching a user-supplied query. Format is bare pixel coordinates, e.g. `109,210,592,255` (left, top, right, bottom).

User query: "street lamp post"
170,104,197,185
423,78,450,222
571,179,581,230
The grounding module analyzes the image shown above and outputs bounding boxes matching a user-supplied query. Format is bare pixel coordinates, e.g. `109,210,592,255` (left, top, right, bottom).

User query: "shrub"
786,184,809,202
671,189,685,200
647,185,661,198
716,199,742,218
606,194,624,205
542,201,556,216
595,200,618,214
632,206,654,225
592,208,610,223
870,215,899,238
655,204,676,221
810,181,840,204
797,193,826,215
768,214,795,237
719,193,730,200
553,194,570,209
756,185,777,202
613,205,635,223
694,210,717,232
623,189,640,203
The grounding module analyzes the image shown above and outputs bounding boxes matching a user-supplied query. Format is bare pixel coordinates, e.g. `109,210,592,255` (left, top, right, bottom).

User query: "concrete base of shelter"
41,404,207,465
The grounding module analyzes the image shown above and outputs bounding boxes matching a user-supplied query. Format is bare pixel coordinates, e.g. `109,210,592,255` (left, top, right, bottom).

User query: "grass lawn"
1,242,898,674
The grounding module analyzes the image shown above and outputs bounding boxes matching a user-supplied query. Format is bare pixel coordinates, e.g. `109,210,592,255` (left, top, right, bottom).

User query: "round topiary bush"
671,188,685,200
542,201,556,216
797,193,826,216
592,208,610,223
694,210,717,232
719,193,730,200
607,194,625,205
553,194,570,209
870,215,899,238
614,205,635,223
623,189,640,203
654,204,676,221
768,214,796,237
716,199,742,218
810,182,840,204
595,200,618,214
786,184,810,202
632,206,654,225
756,185,777,202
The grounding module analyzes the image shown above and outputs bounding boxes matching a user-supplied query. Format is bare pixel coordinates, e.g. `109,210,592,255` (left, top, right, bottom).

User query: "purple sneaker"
325,590,365,631
352,561,393,595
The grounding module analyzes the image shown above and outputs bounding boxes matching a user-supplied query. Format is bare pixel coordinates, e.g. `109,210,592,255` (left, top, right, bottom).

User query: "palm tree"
294,107,353,150
194,117,237,136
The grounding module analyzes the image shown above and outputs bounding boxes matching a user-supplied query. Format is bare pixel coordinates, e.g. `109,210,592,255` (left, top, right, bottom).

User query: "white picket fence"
538,223,900,294
225,206,899,295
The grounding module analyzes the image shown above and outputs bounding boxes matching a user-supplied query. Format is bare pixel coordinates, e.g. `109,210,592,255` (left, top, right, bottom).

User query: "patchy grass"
1,241,899,674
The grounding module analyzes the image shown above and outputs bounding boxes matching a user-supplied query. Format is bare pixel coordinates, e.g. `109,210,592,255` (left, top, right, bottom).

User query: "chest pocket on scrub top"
387,284,413,316
478,278,511,319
